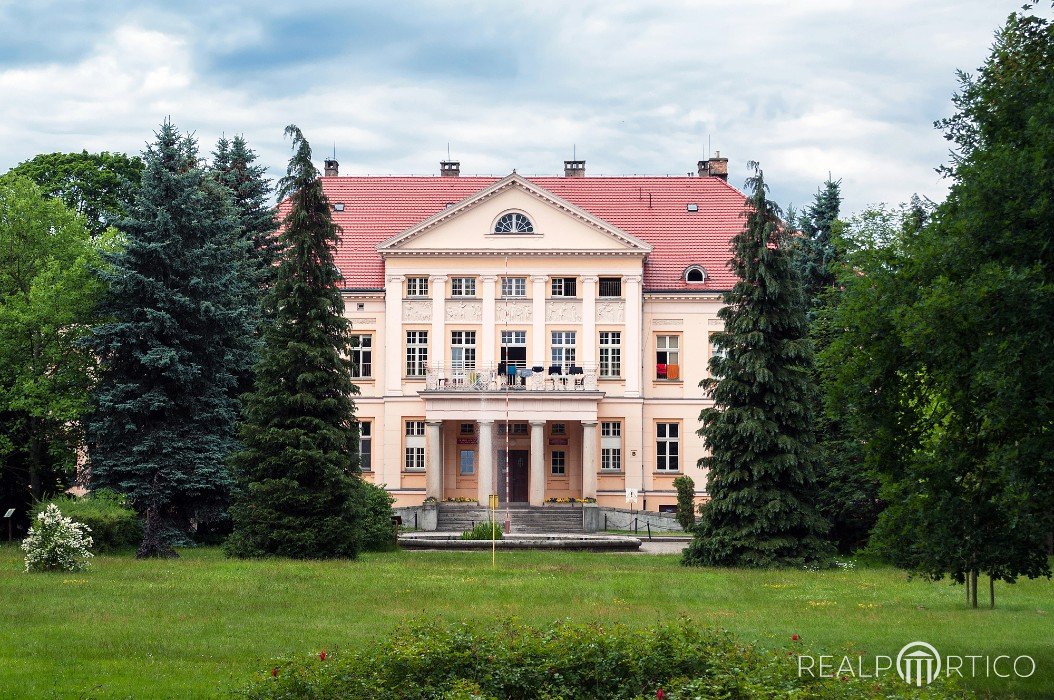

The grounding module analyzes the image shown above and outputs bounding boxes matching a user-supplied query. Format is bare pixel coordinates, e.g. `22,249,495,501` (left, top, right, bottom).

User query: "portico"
422,391,602,505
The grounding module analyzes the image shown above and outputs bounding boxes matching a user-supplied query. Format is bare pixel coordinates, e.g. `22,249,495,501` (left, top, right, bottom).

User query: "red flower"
271,667,279,677
657,690,666,700
319,650,328,661
791,634,800,641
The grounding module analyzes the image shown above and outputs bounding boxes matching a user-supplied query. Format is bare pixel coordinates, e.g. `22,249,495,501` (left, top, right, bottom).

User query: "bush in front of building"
241,619,966,699
460,521,503,540
357,481,397,552
673,475,696,532
32,490,141,553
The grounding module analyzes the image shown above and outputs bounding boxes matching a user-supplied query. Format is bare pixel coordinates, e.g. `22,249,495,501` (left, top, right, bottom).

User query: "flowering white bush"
21,504,94,573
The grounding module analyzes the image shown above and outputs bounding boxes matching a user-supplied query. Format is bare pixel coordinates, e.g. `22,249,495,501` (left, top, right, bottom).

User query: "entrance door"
498,450,530,503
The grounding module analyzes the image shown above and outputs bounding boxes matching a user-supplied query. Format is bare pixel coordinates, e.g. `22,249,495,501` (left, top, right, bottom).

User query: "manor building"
322,156,743,511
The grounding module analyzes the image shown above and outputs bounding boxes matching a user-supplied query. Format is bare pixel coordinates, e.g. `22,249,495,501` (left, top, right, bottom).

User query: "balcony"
423,363,599,392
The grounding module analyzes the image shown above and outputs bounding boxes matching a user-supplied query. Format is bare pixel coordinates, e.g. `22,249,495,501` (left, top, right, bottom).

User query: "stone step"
436,505,586,533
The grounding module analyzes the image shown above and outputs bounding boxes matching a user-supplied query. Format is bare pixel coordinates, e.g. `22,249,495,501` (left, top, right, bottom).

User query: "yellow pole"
489,493,498,567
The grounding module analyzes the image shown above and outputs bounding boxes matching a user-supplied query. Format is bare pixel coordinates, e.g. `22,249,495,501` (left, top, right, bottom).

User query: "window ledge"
653,379,683,384
653,471,681,476
598,470,625,475
598,376,623,382
401,470,427,475
352,377,375,382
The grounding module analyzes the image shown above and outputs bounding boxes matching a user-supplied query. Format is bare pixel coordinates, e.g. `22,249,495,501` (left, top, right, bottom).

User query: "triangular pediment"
377,173,652,256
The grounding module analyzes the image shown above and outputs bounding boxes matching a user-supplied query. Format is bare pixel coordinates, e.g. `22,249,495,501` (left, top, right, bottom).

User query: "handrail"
424,363,600,391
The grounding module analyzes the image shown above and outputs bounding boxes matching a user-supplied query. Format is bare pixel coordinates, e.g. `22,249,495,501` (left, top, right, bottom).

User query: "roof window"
685,266,706,283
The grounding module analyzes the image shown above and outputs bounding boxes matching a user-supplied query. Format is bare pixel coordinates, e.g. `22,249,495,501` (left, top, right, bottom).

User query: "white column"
623,275,643,397
425,420,443,499
477,419,494,505
531,275,547,368
430,275,447,375
581,276,598,371
481,275,497,369
581,421,598,498
529,420,546,506
384,275,404,396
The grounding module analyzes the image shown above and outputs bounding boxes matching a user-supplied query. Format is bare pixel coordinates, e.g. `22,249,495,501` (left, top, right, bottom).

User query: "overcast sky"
0,1,1031,215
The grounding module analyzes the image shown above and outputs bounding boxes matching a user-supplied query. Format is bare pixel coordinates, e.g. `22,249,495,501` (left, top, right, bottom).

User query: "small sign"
625,488,639,505
456,437,478,445
488,494,499,510
3,509,14,518
548,437,569,445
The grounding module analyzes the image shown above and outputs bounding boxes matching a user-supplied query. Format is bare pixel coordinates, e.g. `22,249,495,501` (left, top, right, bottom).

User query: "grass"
1,544,1051,699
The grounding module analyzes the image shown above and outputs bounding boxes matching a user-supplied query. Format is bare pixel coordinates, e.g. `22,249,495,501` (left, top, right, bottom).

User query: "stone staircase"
436,504,586,534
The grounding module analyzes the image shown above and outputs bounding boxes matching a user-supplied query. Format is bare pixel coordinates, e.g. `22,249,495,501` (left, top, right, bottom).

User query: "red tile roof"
316,175,747,292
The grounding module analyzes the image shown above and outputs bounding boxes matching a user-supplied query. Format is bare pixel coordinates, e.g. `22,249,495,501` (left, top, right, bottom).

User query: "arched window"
684,265,706,283
494,212,534,234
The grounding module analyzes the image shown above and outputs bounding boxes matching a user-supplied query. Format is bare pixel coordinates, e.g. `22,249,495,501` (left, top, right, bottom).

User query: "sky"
0,0,1031,215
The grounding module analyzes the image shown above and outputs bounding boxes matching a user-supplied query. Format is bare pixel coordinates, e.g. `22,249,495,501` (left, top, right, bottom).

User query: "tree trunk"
989,574,995,609
965,574,971,605
970,570,978,609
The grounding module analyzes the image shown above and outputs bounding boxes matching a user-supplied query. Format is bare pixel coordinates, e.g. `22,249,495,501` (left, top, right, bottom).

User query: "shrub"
22,504,94,573
460,521,503,540
357,481,397,552
242,619,967,699
32,490,141,552
673,475,695,531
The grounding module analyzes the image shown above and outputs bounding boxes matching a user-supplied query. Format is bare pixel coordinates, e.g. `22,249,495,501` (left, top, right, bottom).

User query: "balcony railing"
424,363,599,392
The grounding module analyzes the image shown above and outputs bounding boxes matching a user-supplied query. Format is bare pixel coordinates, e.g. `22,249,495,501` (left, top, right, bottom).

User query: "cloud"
0,0,1028,215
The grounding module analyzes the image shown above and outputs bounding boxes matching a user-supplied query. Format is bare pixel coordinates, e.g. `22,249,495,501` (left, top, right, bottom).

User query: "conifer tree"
86,121,248,557
683,162,832,568
224,125,363,559
790,177,841,318
211,135,278,398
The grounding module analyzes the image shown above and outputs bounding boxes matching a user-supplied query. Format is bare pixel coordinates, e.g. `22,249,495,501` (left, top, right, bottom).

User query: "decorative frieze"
595,301,625,323
652,318,682,327
545,300,582,323
446,299,482,323
708,318,723,327
496,300,532,323
402,300,432,323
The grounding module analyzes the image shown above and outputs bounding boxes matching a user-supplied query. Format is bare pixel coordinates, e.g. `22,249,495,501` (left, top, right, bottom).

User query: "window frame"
359,420,372,472
349,334,373,379
550,330,577,371
655,334,681,380
493,211,534,234
459,449,476,476
599,331,622,378
404,419,426,472
550,277,577,298
451,277,476,297
406,276,429,298
656,421,681,472
405,330,428,377
598,277,622,298
450,330,477,371
601,420,623,472
500,276,527,298
550,449,567,476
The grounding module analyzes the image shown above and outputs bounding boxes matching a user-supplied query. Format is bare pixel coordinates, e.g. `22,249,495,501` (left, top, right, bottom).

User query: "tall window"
551,331,576,371
450,330,476,370
599,331,621,377
359,421,372,472
406,276,429,297
500,330,527,369
551,277,577,297
404,420,425,471
350,334,372,378
406,330,428,377
501,276,527,297
598,277,622,297
656,335,680,379
459,450,475,476
551,450,566,475
601,421,622,471
656,422,680,471
451,277,476,297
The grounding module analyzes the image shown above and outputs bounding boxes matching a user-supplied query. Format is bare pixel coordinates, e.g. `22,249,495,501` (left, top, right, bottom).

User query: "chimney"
564,159,585,178
697,151,728,181
324,158,339,177
440,160,460,177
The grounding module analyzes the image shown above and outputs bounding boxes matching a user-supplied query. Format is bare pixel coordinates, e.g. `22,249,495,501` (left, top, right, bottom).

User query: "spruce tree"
683,162,832,568
790,177,841,318
86,121,248,557
224,125,363,559
211,135,278,399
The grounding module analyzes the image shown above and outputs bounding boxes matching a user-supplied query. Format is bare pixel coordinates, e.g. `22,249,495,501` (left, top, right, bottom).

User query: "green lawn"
1,544,1050,699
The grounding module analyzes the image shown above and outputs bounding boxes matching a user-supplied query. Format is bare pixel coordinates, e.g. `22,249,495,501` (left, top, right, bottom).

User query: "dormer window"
684,266,707,284
494,212,534,234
